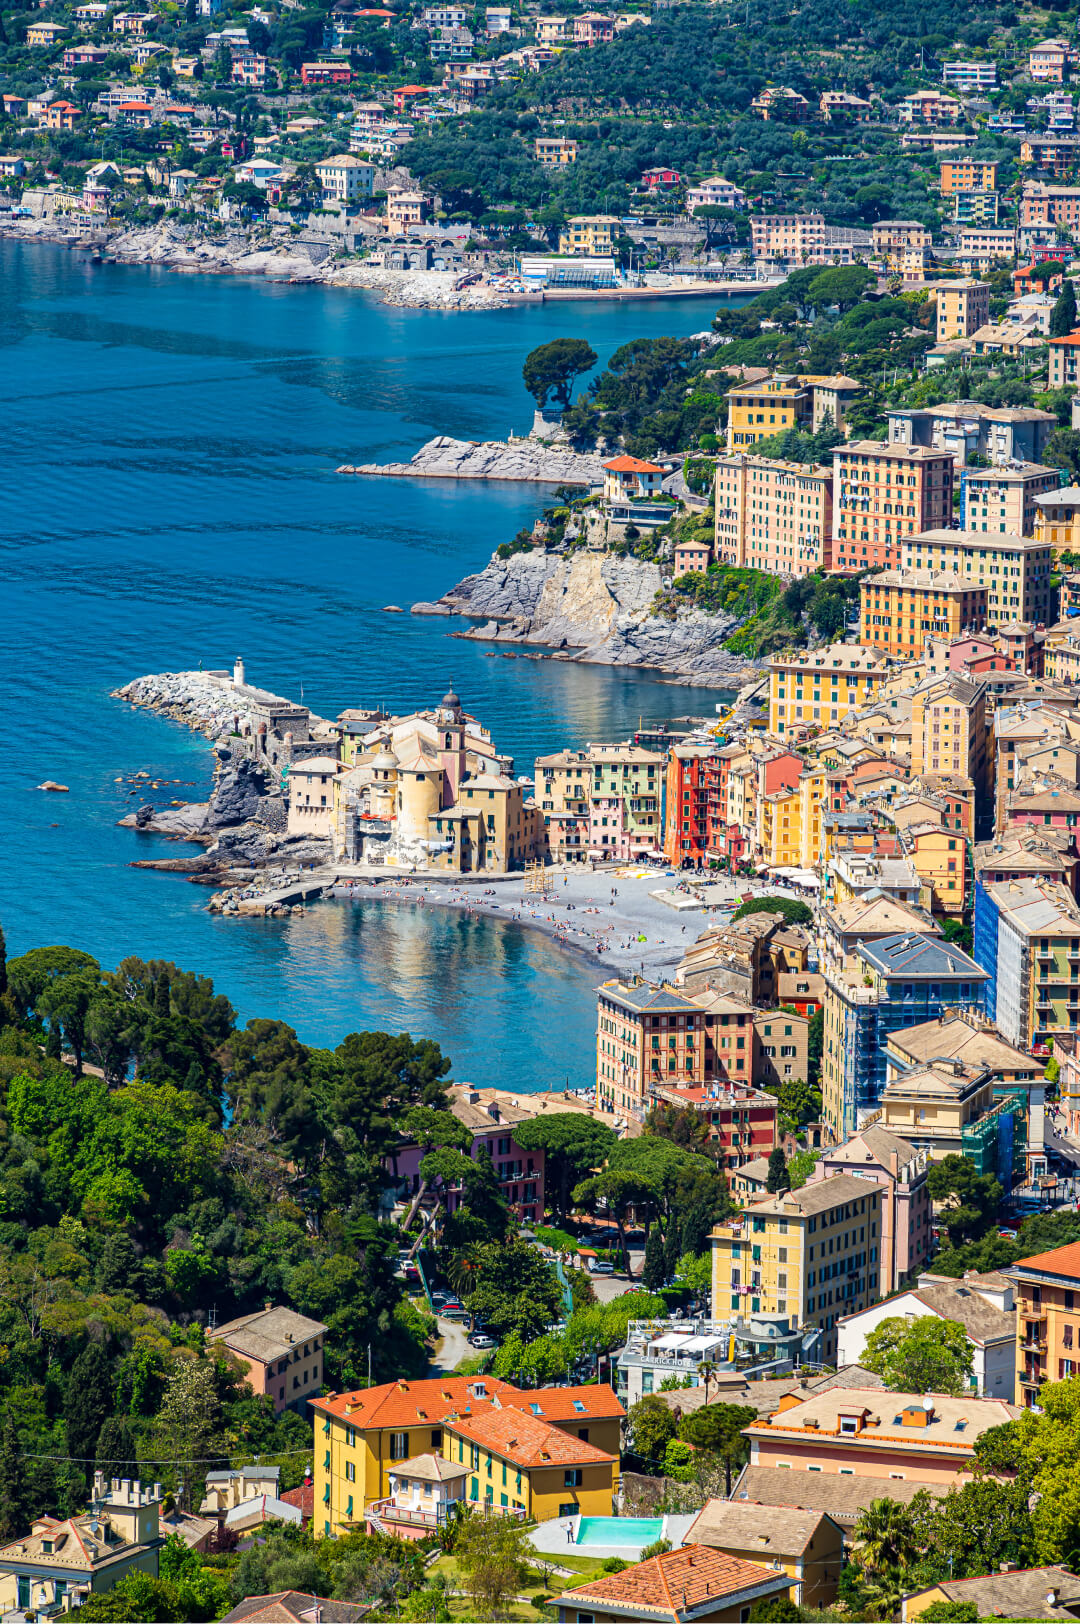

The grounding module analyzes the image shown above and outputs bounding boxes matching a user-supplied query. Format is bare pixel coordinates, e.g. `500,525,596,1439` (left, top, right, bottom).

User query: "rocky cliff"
342,435,606,485
416,545,754,683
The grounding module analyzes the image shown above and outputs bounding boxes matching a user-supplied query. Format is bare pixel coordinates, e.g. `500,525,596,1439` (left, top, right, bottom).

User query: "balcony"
1021,1337,1047,1353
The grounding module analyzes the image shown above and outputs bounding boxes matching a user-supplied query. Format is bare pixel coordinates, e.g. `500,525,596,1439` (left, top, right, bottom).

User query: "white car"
589,1259,615,1275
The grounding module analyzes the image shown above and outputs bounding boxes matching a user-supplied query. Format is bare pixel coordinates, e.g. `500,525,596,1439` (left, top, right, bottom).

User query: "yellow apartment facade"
936,279,990,340
769,643,890,737
441,1407,617,1522
901,529,1053,626
859,569,988,657
1033,488,1080,554
711,1177,885,1362
909,672,988,800
558,215,617,254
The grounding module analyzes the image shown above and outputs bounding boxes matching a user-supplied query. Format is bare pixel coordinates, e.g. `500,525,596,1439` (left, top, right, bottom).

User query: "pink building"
573,12,614,43
807,1126,931,1295
392,1084,547,1223
211,1305,329,1416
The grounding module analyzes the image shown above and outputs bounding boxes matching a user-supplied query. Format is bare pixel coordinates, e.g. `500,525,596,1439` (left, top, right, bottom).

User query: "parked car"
441,1301,468,1320
469,1332,497,1349
589,1259,615,1275
430,1291,450,1308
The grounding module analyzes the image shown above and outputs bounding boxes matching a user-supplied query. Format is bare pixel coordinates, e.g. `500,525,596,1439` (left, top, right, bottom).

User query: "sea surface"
1,239,745,1088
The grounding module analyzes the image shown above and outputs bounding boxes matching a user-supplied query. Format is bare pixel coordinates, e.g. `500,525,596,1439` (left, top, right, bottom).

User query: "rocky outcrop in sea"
342,435,606,485
415,545,755,683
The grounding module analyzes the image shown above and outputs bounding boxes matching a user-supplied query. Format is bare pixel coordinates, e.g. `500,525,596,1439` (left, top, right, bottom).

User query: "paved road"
429,1315,473,1374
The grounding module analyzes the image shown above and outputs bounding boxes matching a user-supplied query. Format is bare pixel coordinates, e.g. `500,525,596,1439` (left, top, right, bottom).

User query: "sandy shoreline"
324,867,793,979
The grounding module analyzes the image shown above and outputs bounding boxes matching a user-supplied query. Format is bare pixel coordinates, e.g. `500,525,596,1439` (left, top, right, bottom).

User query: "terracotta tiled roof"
1012,1238,1080,1278
447,1406,615,1468
603,455,664,473
500,1384,625,1423
311,1376,514,1429
221,1592,371,1622
279,1480,314,1519
561,1544,789,1620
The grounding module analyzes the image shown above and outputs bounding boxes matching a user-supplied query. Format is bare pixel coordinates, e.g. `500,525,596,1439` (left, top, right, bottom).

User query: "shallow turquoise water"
0,239,742,1087
576,1516,665,1546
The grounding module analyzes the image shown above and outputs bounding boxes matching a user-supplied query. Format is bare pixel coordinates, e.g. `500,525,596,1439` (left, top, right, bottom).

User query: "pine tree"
65,1343,114,1469
96,1416,139,1484
765,1146,790,1194
0,1413,29,1540
642,1226,666,1293
0,919,7,998
97,1234,141,1297
663,1222,681,1285
1050,278,1077,338
154,975,171,1017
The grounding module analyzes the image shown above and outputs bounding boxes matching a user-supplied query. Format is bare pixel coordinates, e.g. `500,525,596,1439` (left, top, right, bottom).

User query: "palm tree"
853,1497,920,1577
696,1360,718,1405
447,1242,486,1300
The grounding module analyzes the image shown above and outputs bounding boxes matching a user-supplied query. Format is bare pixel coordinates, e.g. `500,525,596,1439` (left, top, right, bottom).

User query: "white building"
836,1270,1016,1401
687,176,747,212
315,154,375,205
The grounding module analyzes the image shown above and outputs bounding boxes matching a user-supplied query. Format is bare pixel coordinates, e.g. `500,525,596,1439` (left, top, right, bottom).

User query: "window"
345,1462,356,1482
390,1432,408,1460
559,1502,579,1517
564,1469,584,1487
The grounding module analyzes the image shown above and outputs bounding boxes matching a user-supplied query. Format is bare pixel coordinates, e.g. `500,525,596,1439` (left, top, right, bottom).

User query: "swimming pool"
575,1516,665,1549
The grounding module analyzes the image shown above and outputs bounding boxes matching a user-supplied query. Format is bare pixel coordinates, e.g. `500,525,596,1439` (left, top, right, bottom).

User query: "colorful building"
713,454,833,573
768,643,890,738
810,1127,931,1295
831,444,954,572
859,570,988,658
900,530,1052,628
974,876,1080,1050
1008,1238,1080,1405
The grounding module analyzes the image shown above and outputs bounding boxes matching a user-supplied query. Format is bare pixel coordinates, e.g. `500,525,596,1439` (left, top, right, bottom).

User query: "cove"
0,240,748,1088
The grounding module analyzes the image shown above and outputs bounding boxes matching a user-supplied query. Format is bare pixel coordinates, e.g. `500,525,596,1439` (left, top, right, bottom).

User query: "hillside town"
23,0,1080,1613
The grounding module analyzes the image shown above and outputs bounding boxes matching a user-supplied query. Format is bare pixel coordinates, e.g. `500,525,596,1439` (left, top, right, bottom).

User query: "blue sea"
1,239,742,1088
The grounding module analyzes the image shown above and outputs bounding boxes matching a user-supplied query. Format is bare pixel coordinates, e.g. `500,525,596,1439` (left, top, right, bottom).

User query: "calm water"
1,239,738,1087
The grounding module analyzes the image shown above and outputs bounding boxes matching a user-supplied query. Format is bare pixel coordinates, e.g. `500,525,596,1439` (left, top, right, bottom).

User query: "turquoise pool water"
576,1516,664,1548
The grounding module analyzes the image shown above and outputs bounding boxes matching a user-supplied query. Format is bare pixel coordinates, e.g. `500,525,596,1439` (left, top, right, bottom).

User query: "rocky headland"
414,542,755,683
341,434,607,485
112,670,334,882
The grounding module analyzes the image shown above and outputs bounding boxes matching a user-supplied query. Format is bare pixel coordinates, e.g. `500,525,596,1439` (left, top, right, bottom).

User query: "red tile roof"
1013,1239,1080,1277
562,1544,790,1621
500,1384,625,1423
446,1406,615,1469
603,455,664,473
280,1480,314,1519
310,1376,514,1430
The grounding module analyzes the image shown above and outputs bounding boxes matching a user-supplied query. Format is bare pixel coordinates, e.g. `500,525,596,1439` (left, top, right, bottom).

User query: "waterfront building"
211,1306,329,1417
711,1177,885,1363
1008,1238,1080,1405
821,932,987,1139
687,176,746,211
831,443,954,572
557,215,618,255
838,1271,1015,1400
286,757,344,839
742,1387,1018,1483
535,742,662,863
768,642,890,737
596,980,705,1120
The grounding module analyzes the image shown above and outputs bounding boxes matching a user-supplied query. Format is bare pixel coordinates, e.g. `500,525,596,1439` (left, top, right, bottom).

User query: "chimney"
264,1300,272,1314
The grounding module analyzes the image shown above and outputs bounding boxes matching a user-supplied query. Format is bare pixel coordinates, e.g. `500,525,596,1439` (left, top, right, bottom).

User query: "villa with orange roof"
556,1544,795,1623
602,455,665,502
1008,1239,1080,1406
312,1376,622,1537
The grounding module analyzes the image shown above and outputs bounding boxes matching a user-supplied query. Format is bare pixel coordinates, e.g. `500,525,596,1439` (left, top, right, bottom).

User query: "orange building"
212,1306,329,1416
1008,1239,1080,1406
859,569,988,657
559,1545,795,1624
44,99,80,129
941,159,998,195
596,981,705,1118
714,454,832,575
831,444,955,573
1049,330,1080,388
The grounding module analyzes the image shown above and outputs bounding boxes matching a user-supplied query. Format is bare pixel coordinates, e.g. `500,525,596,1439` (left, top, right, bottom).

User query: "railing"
368,1498,527,1526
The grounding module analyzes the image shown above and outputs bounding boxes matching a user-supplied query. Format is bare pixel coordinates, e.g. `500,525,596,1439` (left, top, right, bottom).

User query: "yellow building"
898,822,969,916
558,214,618,255
442,1406,617,1522
685,1502,844,1611
1033,487,1080,555
756,764,827,868
962,462,1061,537
901,529,1053,627
312,1377,623,1536
713,454,833,574
711,1176,885,1363
909,671,989,802
769,643,890,737
535,135,577,164
936,279,990,340
859,569,988,658
725,376,811,451
880,1059,994,1157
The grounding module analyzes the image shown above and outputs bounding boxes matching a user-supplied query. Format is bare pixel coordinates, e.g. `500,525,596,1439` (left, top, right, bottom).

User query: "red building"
659,1082,778,1171
301,60,352,83
641,167,681,189
393,83,430,112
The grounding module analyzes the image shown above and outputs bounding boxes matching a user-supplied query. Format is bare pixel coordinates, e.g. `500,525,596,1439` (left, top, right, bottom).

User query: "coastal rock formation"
206,755,272,829
121,801,210,838
345,435,606,486
427,545,751,682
